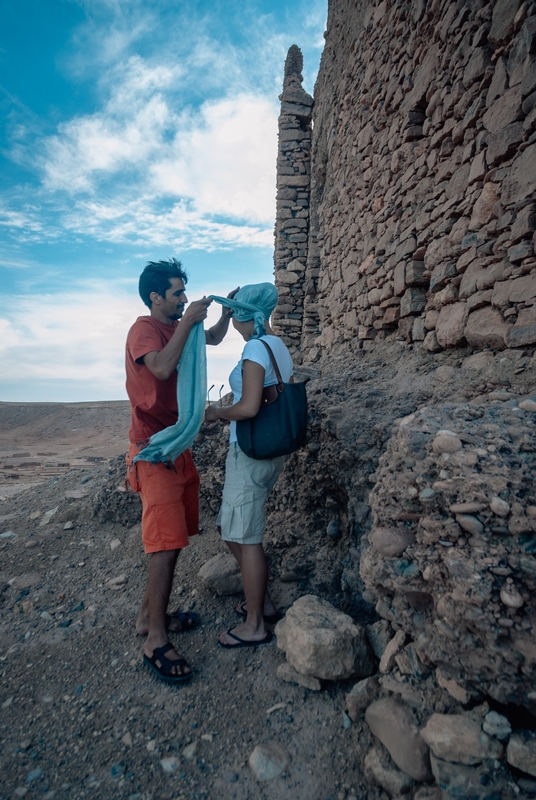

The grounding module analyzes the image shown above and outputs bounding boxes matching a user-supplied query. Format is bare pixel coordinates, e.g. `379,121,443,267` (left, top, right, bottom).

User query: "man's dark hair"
139,258,188,309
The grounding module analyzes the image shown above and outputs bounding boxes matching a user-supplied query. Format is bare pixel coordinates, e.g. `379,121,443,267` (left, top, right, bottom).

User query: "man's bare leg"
136,549,197,635
224,537,278,617
219,543,271,645
142,549,190,676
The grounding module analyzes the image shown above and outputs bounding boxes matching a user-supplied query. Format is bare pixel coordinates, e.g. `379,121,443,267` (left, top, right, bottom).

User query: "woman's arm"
205,360,265,422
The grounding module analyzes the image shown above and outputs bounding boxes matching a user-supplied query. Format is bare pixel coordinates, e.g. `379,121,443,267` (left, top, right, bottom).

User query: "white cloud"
42,57,180,193
0,279,246,402
151,95,278,223
2,1,326,256
62,195,273,250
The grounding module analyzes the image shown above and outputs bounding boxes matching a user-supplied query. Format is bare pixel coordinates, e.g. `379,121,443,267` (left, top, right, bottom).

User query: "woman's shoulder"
244,335,289,356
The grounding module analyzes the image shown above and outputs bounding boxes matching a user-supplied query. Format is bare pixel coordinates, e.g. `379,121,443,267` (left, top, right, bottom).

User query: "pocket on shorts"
125,452,141,493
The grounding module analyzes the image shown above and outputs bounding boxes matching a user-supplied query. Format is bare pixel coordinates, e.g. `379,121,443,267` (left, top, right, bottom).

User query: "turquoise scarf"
209,283,278,339
133,321,206,465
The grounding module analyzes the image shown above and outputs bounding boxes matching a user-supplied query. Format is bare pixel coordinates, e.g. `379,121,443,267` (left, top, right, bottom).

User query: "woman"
205,283,293,647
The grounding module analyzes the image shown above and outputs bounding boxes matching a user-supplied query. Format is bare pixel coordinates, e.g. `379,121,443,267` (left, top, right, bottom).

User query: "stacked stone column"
272,45,313,360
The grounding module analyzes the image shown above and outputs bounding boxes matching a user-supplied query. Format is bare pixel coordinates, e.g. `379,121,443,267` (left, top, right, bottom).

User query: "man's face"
159,278,188,321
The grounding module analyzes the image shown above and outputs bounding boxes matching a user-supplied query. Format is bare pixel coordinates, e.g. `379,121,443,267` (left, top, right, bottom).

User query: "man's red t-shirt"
125,316,179,444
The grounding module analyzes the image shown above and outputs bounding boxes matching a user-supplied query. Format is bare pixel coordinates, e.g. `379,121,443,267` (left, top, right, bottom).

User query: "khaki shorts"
217,442,285,545
126,443,199,554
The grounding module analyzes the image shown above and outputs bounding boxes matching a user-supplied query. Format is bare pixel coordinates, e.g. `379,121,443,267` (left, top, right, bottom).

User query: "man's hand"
182,297,212,325
220,287,240,320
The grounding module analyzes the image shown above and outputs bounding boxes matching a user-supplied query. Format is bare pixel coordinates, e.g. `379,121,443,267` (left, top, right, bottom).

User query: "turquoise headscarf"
133,283,278,465
209,283,278,339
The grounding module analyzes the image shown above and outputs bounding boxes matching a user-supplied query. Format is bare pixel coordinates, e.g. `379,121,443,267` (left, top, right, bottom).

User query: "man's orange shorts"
126,443,199,554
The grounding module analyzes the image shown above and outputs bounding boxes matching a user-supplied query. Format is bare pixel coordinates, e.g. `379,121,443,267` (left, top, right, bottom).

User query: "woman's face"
232,318,255,341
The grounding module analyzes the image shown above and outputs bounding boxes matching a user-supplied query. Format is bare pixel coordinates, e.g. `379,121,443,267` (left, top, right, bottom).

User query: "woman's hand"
204,405,221,423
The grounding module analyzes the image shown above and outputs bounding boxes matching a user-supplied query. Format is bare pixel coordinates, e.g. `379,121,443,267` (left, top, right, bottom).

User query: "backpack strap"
258,339,284,393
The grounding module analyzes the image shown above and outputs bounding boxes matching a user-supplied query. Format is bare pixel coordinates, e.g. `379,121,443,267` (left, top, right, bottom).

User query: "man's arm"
144,299,211,380
205,287,240,346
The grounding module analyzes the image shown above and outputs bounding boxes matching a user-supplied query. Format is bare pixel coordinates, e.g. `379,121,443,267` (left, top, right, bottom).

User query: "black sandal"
136,610,200,636
166,610,200,632
235,602,283,625
143,643,193,684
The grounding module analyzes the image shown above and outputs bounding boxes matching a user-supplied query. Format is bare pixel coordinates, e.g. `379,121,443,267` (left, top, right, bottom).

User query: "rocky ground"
2,339,536,800
0,454,376,800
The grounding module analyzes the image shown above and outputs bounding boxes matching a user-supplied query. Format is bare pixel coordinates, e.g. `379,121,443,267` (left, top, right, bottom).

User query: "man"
125,258,236,683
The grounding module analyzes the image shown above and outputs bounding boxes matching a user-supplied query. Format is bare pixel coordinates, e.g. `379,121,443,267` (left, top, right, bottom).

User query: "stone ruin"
273,0,536,361
266,0,536,796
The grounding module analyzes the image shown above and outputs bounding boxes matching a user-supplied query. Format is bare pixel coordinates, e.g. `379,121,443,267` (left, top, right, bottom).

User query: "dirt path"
0,468,374,800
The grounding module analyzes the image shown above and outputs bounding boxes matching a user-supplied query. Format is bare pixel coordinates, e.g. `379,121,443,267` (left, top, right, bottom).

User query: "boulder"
461,352,494,370
365,698,433,781
469,182,500,229
489,0,523,46
275,594,374,680
420,713,503,765
370,527,415,557
507,306,536,347
482,711,511,741
502,143,536,204
249,743,289,781
276,662,321,691
275,269,300,285
197,553,242,595
432,432,462,454
435,303,469,347
507,732,536,777
346,676,379,720
379,629,407,673
483,88,523,133
364,746,415,796
464,307,509,349
366,620,393,659
490,496,510,517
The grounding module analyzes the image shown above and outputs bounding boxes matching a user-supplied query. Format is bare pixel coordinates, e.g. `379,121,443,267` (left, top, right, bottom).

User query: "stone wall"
272,46,313,357
284,0,536,361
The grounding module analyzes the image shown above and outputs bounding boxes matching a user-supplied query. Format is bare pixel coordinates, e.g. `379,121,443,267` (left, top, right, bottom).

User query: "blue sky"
0,0,326,402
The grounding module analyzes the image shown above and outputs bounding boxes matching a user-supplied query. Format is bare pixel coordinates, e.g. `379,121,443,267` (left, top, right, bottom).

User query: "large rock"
346,676,379,720
364,746,415,796
379,629,407,673
249,743,289,781
435,303,469,348
370,527,415,557
275,595,374,680
464,307,509,349
197,553,242,595
420,714,503,765
469,182,500,229
483,88,523,133
365,698,433,781
507,306,536,347
276,662,321,691
507,732,536,777
502,144,536,204
366,620,393,659
489,0,523,46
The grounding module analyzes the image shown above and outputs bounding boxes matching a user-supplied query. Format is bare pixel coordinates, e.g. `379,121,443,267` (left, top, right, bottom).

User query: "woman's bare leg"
224,538,278,617
219,543,270,644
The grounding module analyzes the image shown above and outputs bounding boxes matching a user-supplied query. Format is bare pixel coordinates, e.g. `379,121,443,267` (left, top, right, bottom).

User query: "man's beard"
170,306,184,321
